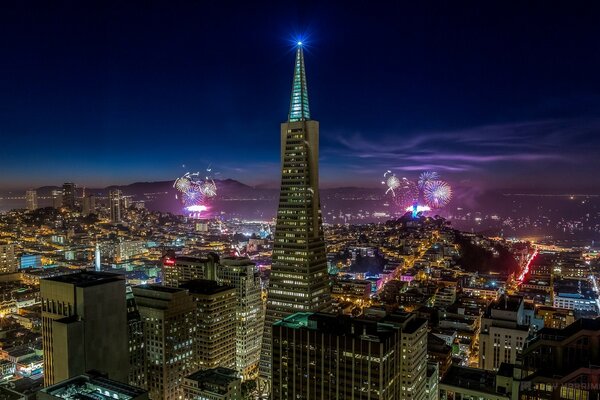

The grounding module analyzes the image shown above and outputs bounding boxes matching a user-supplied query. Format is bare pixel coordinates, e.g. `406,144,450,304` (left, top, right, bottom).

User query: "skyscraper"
62,182,76,209
0,242,18,274
260,43,331,381
25,189,37,211
180,279,237,372
126,286,145,389
82,195,96,216
51,190,63,209
109,189,122,224
132,285,196,400
218,256,264,380
40,271,129,386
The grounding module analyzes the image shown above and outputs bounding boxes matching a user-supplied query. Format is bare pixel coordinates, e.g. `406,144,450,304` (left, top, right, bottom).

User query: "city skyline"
2,2,600,191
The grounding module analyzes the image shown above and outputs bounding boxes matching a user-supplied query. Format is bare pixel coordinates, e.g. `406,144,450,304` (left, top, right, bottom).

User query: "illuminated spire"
288,44,310,122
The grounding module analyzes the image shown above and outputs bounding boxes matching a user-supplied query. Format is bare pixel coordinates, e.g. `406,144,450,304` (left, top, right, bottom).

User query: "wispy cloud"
324,118,600,177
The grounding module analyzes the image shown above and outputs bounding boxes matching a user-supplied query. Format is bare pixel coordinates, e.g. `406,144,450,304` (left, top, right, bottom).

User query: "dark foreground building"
271,312,428,400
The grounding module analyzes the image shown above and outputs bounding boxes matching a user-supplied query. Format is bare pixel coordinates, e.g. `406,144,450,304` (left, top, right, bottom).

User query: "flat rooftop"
441,365,498,395
40,374,146,400
42,271,124,287
185,367,239,394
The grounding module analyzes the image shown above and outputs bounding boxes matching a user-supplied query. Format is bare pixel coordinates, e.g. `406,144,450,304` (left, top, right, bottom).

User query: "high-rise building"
479,295,530,371
62,182,76,209
25,189,37,211
180,279,237,372
132,285,196,400
271,312,428,400
0,242,18,274
162,254,219,287
40,271,129,386
218,256,264,380
82,195,96,216
261,42,331,382
109,189,122,224
51,190,63,209
126,286,145,389
515,317,600,400
181,367,241,400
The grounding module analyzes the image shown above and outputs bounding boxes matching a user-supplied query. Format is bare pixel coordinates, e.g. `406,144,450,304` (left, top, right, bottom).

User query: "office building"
37,372,149,400
479,295,530,371
439,365,512,400
271,312,428,400
181,367,241,400
261,42,331,382
19,253,42,269
40,271,129,385
180,279,236,372
51,190,63,209
82,195,96,216
162,254,219,287
516,317,600,400
0,242,18,274
25,190,37,211
218,256,264,380
126,286,145,389
132,285,196,400
62,182,76,209
109,189,122,224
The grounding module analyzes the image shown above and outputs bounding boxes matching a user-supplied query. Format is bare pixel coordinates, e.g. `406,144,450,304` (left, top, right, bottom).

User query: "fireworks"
381,170,452,216
423,180,452,208
173,170,218,217
382,171,400,196
418,171,440,189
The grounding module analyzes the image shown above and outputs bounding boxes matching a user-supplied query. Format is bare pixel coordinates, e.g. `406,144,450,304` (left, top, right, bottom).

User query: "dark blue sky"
2,1,600,191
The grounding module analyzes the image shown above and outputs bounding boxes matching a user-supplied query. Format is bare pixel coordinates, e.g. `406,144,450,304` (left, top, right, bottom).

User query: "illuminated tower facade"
62,182,76,209
109,189,122,224
26,189,38,211
260,44,331,382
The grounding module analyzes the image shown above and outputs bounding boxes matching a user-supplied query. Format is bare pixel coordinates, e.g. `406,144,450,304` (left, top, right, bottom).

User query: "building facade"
132,285,196,400
62,182,76,210
109,189,122,224
271,312,428,400
162,254,219,288
25,190,37,211
180,279,237,372
40,271,129,385
479,295,530,371
0,242,18,274
218,256,263,380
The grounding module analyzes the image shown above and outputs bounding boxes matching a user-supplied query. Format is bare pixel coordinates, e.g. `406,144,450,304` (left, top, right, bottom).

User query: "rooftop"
441,365,499,396
39,374,146,400
185,367,239,394
42,271,124,287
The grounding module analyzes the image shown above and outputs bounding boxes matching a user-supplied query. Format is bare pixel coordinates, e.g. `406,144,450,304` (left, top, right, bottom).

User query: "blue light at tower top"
297,41,303,46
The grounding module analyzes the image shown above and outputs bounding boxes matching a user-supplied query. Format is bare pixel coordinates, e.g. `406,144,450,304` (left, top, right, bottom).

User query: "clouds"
323,118,600,185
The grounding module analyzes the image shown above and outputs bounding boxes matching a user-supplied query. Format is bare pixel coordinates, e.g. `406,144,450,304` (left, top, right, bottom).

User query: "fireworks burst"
173,169,218,217
382,171,401,196
423,180,452,208
381,170,452,215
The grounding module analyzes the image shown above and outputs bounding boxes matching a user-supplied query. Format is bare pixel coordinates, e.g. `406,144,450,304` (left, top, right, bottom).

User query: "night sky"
2,2,600,192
